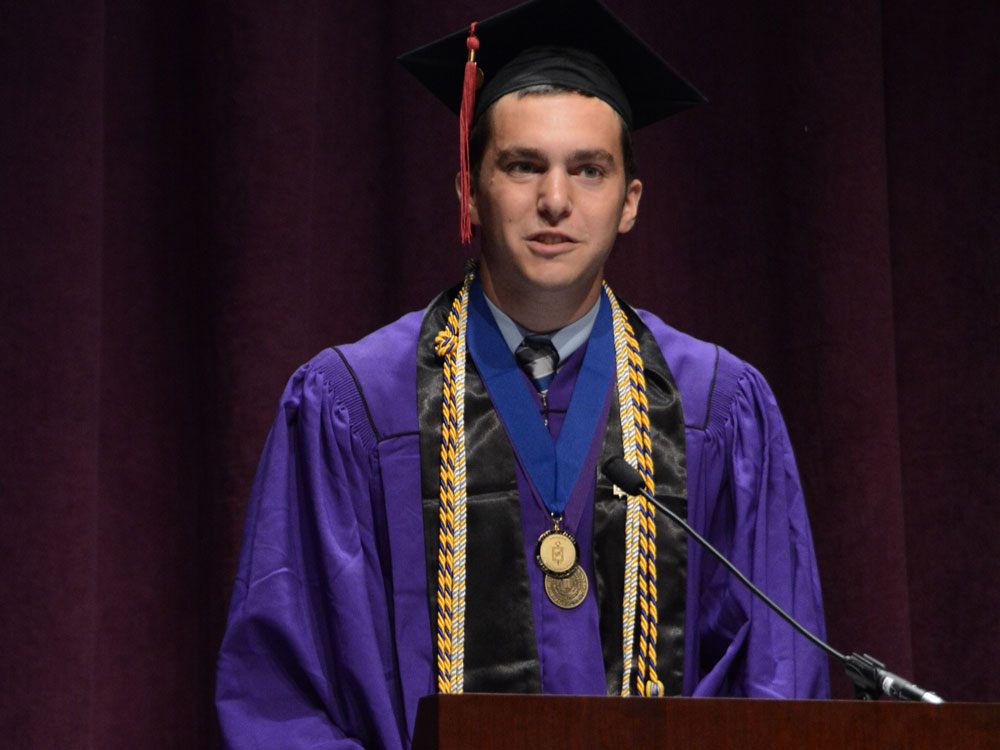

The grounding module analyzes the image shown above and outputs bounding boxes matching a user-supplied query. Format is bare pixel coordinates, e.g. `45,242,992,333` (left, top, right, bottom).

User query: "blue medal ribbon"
466,281,614,515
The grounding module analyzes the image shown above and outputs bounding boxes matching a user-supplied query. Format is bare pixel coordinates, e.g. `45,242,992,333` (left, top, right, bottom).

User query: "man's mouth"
527,232,576,245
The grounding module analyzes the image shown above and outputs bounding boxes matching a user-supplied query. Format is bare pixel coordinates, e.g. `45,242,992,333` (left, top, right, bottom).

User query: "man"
216,1,829,747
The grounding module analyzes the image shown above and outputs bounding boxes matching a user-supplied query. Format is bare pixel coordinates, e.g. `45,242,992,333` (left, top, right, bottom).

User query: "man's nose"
537,169,572,223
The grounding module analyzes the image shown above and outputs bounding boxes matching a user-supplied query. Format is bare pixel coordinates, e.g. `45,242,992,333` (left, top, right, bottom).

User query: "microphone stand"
601,458,944,704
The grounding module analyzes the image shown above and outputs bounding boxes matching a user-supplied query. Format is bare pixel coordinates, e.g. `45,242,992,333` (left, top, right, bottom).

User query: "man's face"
468,92,642,327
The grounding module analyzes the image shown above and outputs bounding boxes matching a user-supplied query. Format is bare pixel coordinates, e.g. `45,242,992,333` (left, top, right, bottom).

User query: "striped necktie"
514,334,559,393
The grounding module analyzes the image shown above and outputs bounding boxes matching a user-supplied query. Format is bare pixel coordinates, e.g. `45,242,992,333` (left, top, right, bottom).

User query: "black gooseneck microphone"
601,457,944,703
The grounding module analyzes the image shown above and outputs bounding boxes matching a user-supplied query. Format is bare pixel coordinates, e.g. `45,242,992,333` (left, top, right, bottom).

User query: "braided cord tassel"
433,264,475,693
624,312,661,697
607,285,640,695
604,284,660,696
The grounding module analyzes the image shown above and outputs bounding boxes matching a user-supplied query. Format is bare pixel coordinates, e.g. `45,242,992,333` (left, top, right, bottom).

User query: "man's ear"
455,172,480,226
617,178,643,234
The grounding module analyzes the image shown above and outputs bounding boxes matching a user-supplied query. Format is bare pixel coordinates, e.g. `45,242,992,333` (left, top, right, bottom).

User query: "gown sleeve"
215,357,406,749
689,361,831,698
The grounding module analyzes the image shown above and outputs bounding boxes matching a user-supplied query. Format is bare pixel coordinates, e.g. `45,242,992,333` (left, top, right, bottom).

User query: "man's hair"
468,84,637,190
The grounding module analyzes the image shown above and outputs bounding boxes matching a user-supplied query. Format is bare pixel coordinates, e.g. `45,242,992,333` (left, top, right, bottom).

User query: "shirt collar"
482,292,601,364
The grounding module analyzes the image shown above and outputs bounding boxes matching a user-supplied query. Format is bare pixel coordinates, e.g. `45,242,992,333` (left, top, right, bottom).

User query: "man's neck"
479,267,603,332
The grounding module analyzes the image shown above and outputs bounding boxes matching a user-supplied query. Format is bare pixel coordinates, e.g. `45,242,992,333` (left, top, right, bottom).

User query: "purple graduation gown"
215,308,830,749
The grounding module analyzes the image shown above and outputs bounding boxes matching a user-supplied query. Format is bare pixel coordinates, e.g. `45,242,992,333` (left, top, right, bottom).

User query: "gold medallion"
535,529,578,578
544,567,589,609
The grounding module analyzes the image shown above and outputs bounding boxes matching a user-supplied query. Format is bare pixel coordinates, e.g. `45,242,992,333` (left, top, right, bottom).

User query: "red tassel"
459,22,479,245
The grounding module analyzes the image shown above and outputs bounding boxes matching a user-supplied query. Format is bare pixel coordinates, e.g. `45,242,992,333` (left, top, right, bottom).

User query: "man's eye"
578,165,604,179
507,161,537,174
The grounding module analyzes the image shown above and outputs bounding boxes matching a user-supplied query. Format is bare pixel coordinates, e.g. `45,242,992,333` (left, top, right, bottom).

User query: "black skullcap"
397,0,706,131
480,45,635,126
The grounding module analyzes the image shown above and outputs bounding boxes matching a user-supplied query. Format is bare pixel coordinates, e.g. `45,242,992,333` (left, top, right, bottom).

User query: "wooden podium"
411,693,1000,749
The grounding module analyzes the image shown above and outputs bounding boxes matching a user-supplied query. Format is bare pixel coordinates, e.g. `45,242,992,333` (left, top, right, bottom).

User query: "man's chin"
518,269,605,299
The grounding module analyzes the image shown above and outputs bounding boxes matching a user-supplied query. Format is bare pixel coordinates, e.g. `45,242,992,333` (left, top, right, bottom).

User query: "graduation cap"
398,0,706,242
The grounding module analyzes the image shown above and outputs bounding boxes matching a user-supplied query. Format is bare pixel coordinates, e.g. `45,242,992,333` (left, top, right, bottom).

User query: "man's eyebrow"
567,149,616,166
495,146,547,162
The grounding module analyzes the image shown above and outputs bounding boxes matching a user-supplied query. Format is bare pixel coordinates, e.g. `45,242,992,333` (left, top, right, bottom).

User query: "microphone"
843,653,945,704
601,457,945,703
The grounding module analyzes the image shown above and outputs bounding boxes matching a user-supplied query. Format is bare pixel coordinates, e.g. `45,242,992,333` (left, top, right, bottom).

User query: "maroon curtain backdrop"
2,0,997,746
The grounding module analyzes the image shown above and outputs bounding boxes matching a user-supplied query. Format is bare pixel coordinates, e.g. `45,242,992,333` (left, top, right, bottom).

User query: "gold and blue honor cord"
607,286,662,697
432,262,474,694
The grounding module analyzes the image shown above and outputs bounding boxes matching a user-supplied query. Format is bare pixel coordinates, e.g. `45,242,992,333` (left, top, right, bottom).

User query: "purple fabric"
636,311,829,698
216,306,829,749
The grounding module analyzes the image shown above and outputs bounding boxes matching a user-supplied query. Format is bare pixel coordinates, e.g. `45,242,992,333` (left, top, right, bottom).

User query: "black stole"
417,284,688,695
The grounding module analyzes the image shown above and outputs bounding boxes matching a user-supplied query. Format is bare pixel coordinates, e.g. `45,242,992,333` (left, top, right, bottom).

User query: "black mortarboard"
397,0,706,132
